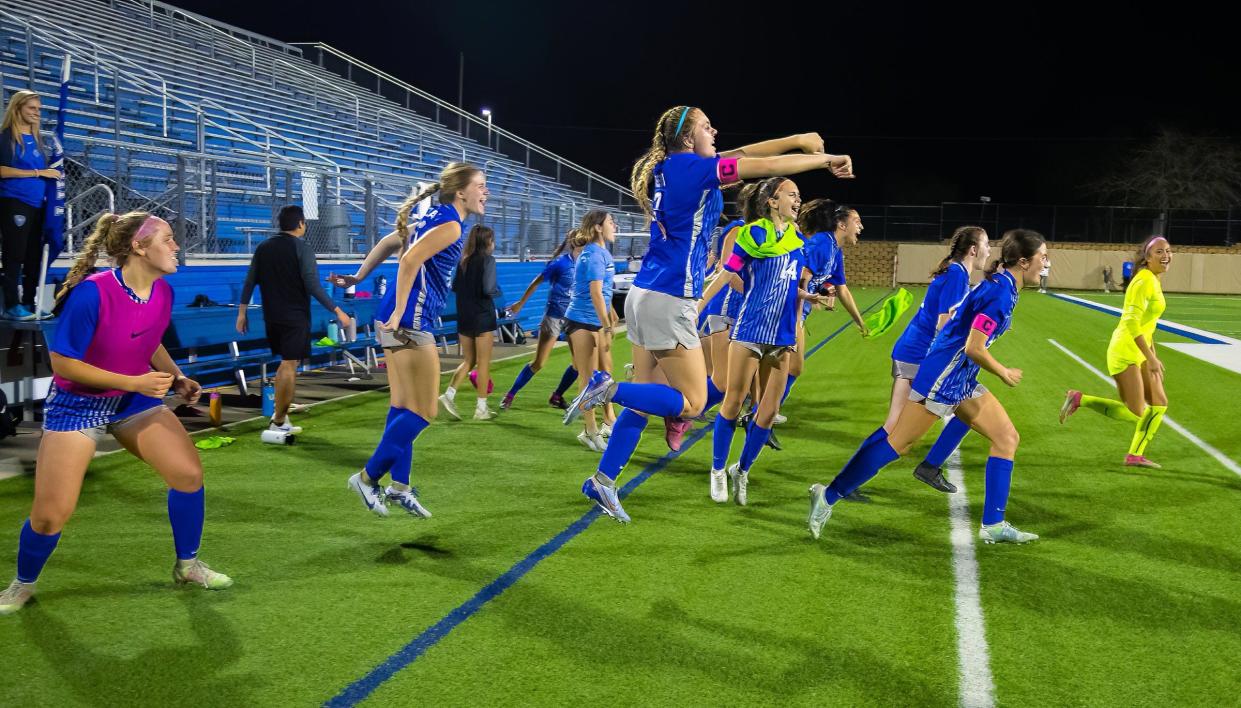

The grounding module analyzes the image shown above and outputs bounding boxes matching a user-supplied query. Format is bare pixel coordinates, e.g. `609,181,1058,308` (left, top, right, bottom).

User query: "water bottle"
208,390,222,427
261,381,275,417
261,429,295,445
376,275,387,298
327,320,340,342
345,313,357,342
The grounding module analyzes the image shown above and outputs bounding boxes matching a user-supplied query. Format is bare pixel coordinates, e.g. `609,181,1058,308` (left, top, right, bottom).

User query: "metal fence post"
174,155,187,264
364,179,375,249
269,165,278,236
26,27,34,87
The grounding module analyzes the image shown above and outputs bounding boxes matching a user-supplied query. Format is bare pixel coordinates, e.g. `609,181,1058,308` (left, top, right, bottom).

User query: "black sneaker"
548,393,568,410
764,429,783,451
913,462,958,493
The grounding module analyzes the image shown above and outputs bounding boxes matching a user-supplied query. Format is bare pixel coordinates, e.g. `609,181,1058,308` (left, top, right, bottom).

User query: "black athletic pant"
0,196,46,309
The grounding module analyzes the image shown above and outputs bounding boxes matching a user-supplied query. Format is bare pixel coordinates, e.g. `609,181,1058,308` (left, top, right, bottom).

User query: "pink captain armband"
717,157,740,185
724,253,745,272
971,313,998,336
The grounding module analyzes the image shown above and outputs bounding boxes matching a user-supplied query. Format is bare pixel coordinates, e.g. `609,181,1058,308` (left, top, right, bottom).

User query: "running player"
564,105,853,523
501,231,582,411
700,177,811,505
563,211,618,452
889,226,990,492
346,162,488,518
1,212,231,615
807,230,1047,544
1060,235,1172,468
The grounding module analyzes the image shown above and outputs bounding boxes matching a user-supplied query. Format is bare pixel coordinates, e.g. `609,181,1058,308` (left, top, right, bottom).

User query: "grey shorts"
892,359,921,380
735,341,795,363
624,287,700,351
539,315,567,340
699,314,732,337
376,321,436,349
908,384,988,418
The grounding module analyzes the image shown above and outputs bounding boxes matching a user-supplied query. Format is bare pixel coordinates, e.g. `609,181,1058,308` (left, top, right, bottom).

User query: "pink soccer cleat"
664,417,693,452
1125,454,1162,469
1059,390,1082,424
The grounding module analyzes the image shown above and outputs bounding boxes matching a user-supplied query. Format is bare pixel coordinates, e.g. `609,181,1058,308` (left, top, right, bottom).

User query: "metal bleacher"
0,0,645,257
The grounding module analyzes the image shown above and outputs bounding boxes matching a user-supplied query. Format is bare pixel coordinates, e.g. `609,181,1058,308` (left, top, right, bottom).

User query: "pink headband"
1144,236,1169,256
135,215,168,241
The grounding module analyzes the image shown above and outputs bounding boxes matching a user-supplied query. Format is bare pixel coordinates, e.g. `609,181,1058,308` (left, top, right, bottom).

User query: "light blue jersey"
564,242,615,327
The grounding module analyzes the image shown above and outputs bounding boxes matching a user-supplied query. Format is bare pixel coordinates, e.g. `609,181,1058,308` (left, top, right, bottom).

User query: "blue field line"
1050,292,1230,344
323,293,890,707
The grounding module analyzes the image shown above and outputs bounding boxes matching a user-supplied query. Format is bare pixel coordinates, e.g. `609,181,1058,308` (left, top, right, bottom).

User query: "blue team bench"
165,298,380,393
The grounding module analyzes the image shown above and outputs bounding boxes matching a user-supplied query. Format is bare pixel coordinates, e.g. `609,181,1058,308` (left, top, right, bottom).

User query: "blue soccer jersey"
700,219,745,320
540,253,575,319
726,223,805,347
912,270,1020,405
633,153,739,299
377,203,465,330
564,242,615,327
801,231,846,317
891,262,972,365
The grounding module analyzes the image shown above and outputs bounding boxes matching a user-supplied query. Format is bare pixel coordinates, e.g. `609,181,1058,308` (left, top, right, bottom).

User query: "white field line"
1048,338,1241,478
946,448,997,708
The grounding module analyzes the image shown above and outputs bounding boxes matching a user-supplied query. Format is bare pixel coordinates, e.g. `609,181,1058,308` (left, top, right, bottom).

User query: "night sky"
171,0,1237,207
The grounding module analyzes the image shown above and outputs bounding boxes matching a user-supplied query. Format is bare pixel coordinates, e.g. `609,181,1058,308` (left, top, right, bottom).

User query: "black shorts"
457,313,497,337
266,319,310,361
564,319,601,336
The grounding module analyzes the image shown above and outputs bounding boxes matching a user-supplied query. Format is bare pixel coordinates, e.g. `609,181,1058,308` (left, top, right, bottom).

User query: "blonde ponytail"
395,181,441,244
54,211,159,309
630,106,694,222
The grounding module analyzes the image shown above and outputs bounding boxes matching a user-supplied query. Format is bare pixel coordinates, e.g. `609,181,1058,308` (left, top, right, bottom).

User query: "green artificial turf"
2,287,1238,707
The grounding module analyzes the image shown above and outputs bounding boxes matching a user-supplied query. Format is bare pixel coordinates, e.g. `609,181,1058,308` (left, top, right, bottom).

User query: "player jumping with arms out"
564,105,854,522
346,162,488,518
1060,235,1173,468
889,226,991,493
807,230,1047,544
501,231,583,411
1,212,231,615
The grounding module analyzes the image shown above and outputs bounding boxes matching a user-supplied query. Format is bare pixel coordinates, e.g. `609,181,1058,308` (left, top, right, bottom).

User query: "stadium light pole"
481,108,493,148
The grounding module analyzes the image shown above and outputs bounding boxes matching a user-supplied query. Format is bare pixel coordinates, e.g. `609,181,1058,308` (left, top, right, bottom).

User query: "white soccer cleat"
577,431,600,452
599,423,612,439
979,521,1039,544
439,394,461,420
269,419,303,434
348,472,389,517
0,579,35,615
473,405,497,421
807,483,834,540
728,463,748,506
772,413,787,425
591,433,608,452
386,486,432,518
709,468,728,503
173,559,233,589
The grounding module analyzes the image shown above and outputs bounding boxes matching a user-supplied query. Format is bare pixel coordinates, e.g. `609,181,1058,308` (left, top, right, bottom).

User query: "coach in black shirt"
237,205,350,434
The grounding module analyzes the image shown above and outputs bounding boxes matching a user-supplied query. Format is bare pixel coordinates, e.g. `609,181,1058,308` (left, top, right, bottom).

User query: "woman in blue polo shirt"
1,90,61,320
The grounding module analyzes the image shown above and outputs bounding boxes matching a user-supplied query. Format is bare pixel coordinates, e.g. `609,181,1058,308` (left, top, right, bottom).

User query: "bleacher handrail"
123,0,301,57
288,42,637,208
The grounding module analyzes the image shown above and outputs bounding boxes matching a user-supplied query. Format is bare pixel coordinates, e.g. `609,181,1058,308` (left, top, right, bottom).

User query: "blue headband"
674,107,690,137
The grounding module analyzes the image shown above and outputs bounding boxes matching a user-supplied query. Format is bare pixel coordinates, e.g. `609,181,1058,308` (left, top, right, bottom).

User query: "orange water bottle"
209,390,222,427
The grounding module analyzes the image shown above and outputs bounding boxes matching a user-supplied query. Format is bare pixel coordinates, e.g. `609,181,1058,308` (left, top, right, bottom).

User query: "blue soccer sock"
982,456,1014,526
553,366,578,397
507,364,536,398
781,374,798,405
167,487,205,561
597,409,648,481
704,378,725,412
386,407,415,486
739,422,772,472
365,409,430,482
16,519,60,583
824,427,900,504
923,416,972,468
611,382,685,418
712,413,737,470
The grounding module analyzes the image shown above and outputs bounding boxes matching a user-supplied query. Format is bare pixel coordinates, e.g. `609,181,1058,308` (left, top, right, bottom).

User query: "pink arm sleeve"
717,157,740,186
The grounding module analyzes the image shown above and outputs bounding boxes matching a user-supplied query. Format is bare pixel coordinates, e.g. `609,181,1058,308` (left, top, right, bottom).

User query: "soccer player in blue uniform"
699,177,812,505
888,226,990,492
347,162,488,519
502,232,583,411
563,211,618,452
563,106,854,522
783,201,869,417
807,230,1047,545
